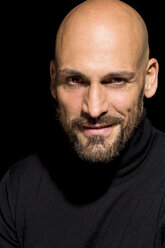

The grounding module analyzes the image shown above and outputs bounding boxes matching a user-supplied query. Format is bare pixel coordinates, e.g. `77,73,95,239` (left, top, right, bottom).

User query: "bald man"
0,0,164,247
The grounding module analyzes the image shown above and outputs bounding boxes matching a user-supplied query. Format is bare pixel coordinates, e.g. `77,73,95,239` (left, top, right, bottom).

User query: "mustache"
71,114,124,129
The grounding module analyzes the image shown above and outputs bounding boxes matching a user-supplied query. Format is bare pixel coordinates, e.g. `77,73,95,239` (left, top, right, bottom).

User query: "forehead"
56,18,142,73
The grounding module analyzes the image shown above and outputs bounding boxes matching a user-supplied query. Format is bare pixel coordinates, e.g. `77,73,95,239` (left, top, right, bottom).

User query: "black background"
1,1,164,179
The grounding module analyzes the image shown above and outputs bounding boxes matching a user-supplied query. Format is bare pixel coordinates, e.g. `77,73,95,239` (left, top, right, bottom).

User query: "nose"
82,83,108,118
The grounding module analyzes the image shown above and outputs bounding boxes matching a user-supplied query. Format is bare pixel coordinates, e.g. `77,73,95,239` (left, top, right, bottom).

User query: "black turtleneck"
0,111,165,248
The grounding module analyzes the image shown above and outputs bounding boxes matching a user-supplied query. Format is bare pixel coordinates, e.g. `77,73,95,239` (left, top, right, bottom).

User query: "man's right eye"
66,76,85,85
66,76,84,84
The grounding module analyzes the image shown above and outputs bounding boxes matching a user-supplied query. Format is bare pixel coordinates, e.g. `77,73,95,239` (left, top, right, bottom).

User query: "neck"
39,109,153,204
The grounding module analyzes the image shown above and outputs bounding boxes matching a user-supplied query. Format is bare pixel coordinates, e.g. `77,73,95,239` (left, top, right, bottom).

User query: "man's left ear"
144,58,159,98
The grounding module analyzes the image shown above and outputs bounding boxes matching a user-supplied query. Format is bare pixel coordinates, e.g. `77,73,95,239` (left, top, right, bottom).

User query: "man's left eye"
104,78,127,85
112,78,127,84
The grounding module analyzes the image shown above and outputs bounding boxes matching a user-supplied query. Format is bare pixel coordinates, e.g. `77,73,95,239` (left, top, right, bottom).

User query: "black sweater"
0,112,165,248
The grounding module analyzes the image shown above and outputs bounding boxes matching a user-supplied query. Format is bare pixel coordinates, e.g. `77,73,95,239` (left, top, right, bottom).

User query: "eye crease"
65,75,128,88
67,76,84,84
57,68,136,88
102,77,128,85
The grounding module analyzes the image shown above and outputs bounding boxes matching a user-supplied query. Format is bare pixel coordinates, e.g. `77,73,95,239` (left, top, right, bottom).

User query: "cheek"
57,89,83,119
108,87,140,114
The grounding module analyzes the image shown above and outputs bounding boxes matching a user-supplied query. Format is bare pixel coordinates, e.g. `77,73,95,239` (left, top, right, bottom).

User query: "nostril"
81,110,108,123
82,100,109,119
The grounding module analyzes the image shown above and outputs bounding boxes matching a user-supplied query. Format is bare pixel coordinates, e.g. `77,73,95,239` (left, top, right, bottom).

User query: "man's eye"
114,78,126,83
67,76,84,84
104,78,127,85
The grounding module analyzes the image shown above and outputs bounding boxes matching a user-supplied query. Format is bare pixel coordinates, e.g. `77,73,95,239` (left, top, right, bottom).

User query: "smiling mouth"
82,124,113,136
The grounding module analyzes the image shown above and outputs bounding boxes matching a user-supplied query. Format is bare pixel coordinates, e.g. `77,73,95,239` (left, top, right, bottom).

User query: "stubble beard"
56,86,144,164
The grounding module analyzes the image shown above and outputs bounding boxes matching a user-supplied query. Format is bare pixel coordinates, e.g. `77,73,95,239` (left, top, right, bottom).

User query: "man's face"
51,23,147,163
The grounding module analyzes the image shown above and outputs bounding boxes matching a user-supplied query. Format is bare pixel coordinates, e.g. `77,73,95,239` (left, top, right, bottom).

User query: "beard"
55,85,144,164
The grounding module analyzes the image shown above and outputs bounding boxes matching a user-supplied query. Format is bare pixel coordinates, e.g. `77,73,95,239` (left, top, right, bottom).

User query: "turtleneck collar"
113,109,154,179
55,108,153,170
40,109,154,204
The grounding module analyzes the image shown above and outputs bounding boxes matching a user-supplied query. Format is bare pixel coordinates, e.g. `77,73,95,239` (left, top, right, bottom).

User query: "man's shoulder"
1,153,46,190
153,127,165,151
0,152,51,208
9,153,44,177
150,127,165,178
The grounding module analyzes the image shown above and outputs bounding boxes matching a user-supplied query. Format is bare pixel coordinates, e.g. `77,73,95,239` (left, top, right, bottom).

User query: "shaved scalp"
55,0,149,69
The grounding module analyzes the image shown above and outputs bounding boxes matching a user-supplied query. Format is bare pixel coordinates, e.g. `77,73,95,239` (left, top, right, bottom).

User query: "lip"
82,124,113,136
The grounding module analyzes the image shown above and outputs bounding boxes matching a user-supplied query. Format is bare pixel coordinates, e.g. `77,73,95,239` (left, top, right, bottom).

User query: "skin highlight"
55,0,149,70
50,0,159,163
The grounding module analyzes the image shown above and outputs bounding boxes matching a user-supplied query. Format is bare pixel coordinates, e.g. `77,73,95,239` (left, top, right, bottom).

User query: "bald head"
55,0,149,70
50,0,158,164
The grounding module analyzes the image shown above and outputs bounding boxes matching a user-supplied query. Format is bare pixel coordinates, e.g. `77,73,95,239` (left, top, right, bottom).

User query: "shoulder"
152,127,165,160
143,126,165,199
151,128,165,202
153,127,165,143
0,153,52,221
0,153,50,245
8,153,45,177
3,153,44,184
0,153,46,199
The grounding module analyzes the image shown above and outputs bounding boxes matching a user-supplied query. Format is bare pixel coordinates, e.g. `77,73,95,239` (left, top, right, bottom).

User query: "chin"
73,127,124,164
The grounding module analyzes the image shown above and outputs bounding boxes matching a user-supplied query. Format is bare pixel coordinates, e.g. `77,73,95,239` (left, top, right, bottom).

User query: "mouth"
82,124,114,136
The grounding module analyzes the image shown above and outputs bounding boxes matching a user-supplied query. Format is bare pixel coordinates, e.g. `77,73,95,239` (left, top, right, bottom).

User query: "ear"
144,58,159,98
50,60,57,99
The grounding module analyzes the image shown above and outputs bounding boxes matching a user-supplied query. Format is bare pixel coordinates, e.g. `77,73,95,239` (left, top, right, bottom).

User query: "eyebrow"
57,68,89,80
57,68,136,80
104,71,136,79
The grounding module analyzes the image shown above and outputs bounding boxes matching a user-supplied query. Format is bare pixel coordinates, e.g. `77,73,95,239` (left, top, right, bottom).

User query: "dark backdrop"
1,1,164,179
